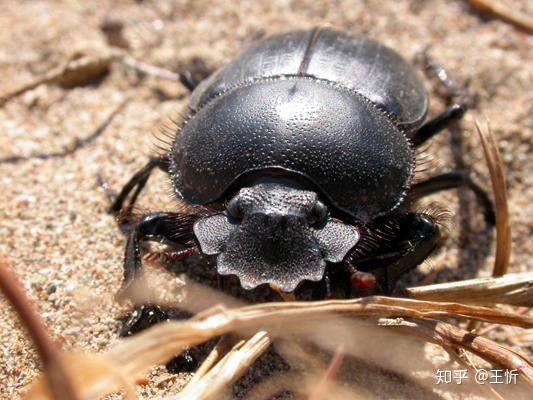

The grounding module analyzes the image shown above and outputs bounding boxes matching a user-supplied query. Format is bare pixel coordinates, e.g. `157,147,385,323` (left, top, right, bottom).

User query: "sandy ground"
0,0,531,399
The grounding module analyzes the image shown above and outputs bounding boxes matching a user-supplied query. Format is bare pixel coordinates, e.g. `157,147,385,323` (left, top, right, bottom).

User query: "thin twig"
169,332,271,400
466,0,533,34
0,255,80,400
465,119,512,332
0,49,182,106
405,272,532,306
121,55,181,81
0,53,117,106
184,335,232,387
385,318,533,386
476,119,512,277
455,348,506,400
24,295,533,399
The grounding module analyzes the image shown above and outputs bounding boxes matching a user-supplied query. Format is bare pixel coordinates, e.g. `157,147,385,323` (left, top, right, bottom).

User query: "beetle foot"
143,248,198,270
415,48,478,108
165,349,198,373
118,305,209,374
96,173,117,206
118,305,170,337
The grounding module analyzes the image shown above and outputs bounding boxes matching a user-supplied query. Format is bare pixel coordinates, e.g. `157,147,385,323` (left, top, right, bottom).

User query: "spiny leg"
410,172,495,225
416,47,472,104
409,53,494,223
410,49,472,147
119,211,198,301
119,304,199,372
346,213,440,295
106,156,170,214
117,212,202,370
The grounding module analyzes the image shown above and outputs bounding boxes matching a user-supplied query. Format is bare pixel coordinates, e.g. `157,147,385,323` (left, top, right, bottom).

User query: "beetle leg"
374,218,439,294
416,47,473,104
373,213,440,294
410,103,467,147
178,58,214,92
118,211,198,302
119,305,199,373
179,70,200,92
409,172,495,225
348,213,440,295
411,49,475,147
107,156,170,214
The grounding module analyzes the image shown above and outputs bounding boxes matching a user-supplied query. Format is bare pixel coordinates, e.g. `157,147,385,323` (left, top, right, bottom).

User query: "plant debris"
466,0,533,34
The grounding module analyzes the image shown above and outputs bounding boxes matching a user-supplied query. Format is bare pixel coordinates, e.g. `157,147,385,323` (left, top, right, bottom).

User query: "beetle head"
193,182,359,292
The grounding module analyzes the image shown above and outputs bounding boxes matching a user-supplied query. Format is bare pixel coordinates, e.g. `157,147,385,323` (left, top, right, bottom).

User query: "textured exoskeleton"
110,27,494,296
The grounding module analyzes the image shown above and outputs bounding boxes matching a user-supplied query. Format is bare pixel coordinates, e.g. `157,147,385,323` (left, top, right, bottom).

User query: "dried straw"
405,272,532,306
0,255,80,400
466,0,533,34
168,332,271,400
476,119,512,277
23,295,532,399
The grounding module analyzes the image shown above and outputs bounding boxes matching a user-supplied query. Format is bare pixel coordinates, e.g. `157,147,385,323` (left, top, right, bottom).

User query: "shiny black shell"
171,28,428,220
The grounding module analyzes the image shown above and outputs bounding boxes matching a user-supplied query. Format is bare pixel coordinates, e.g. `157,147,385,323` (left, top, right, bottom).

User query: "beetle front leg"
119,304,200,372
348,213,440,295
118,211,198,301
373,214,440,294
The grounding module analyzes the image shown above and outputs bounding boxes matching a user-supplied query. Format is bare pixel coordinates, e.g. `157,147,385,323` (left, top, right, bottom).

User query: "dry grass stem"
405,272,532,306
25,295,532,399
183,336,232,387
476,119,512,277
466,0,533,33
456,349,507,400
0,50,182,106
0,53,115,105
384,318,533,386
0,256,80,400
121,55,181,81
465,119,511,333
224,297,532,328
168,331,271,400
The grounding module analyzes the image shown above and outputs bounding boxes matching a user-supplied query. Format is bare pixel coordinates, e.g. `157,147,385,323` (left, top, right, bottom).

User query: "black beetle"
108,27,494,299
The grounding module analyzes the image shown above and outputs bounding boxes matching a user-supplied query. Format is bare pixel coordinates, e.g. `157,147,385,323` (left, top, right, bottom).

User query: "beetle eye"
226,197,243,220
309,201,328,226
